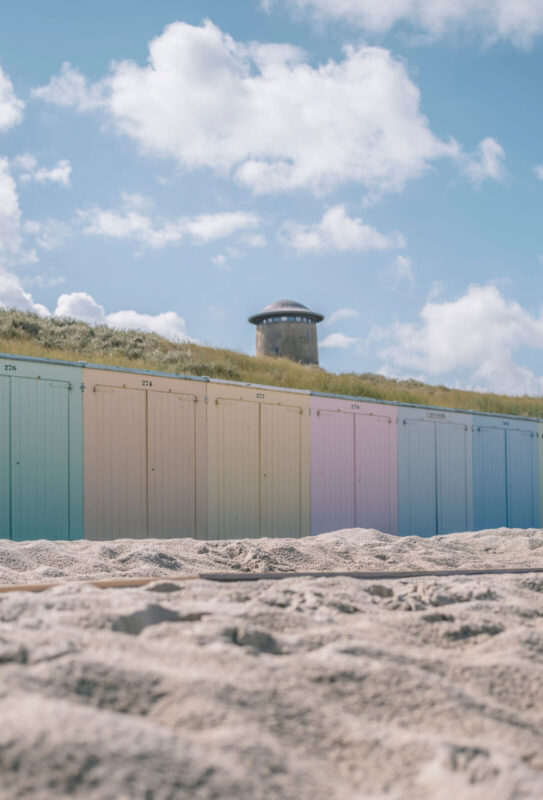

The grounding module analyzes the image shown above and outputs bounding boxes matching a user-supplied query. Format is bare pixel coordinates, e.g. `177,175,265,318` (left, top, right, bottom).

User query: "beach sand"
1,528,542,799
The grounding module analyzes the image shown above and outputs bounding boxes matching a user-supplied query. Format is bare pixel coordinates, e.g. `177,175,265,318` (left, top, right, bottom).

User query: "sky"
2,0,543,394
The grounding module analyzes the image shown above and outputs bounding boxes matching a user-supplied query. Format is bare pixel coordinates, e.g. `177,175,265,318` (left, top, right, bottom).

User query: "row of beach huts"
0,352,541,541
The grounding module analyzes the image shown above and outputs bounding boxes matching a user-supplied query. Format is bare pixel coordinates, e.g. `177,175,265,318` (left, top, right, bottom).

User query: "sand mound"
1,527,543,585
1,530,543,798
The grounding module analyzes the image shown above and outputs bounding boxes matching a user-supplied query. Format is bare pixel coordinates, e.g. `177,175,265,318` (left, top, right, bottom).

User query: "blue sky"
2,0,543,394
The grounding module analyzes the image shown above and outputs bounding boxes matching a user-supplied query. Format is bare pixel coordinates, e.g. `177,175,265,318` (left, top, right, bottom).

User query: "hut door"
85,386,147,540
260,404,303,538
506,429,535,528
215,398,260,538
473,426,507,530
436,423,470,535
311,410,355,536
0,376,10,538
355,414,395,534
147,391,197,538
10,377,71,541
399,419,437,537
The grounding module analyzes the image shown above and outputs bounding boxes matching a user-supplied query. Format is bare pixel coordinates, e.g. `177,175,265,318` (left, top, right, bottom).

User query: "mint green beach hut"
0,354,83,540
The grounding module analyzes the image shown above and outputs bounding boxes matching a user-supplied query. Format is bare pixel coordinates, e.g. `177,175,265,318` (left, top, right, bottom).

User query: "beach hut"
398,406,473,537
83,365,207,539
206,380,310,539
310,394,398,535
473,415,538,530
0,354,83,540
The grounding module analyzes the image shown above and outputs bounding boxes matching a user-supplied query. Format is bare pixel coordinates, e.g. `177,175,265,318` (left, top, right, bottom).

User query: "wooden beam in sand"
0,566,543,594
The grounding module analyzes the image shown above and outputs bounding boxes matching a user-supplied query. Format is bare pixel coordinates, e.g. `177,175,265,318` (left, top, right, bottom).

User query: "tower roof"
248,299,324,325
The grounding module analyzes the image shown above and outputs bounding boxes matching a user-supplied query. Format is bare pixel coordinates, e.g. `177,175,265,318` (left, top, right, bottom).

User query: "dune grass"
1,309,542,418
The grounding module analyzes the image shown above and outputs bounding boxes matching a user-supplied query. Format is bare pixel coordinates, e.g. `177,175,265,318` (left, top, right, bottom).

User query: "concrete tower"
249,300,324,365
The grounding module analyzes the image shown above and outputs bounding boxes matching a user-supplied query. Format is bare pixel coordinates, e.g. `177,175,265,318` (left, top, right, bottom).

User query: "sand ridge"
1,527,543,585
1,529,543,798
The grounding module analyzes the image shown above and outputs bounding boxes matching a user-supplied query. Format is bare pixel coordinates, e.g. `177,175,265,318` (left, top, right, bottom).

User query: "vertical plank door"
311,410,355,535
11,378,70,541
260,404,303,538
215,398,260,539
0,376,10,538
473,426,507,530
398,419,437,537
84,386,147,539
355,413,397,534
147,391,197,538
506,429,536,528
436,423,470,535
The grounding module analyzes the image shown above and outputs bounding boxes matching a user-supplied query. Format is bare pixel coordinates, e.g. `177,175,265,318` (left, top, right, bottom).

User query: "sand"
1,528,543,799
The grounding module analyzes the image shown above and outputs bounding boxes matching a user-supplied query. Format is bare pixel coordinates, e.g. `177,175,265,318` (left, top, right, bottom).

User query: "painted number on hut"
142,380,153,387
256,393,265,399
3,364,16,371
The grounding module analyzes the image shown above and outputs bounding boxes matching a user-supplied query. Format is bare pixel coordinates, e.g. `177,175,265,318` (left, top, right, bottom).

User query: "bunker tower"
249,300,324,365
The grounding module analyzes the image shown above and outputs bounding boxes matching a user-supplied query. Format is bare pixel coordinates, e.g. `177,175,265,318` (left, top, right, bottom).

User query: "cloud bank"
280,205,404,253
0,67,24,132
0,276,192,342
33,20,485,198
377,285,543,395
79,201,261,250
54,292,192,341
268,0,543,47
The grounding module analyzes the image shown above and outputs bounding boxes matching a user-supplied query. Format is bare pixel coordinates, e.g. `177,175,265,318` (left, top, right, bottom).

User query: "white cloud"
392,254,414,282
326,307,359,326
377,284,543,395
79,203,260,249
23,219,72,251
25,274,65,288
281,205,404,253
33,21,467,197
54,291,104,324
268,1,543,47
0,160,191,341
0,158,22,264
0,66,24,132
11,153,37,171
0,270,193,342
462,137,506,186
20,158,72,187
382,254,414,289
12,153,72,186
0,271,49,316
120,191,153,210
0,158,72,266
320,332,360,348
31,62,102,110
54,291,193,342
534,164,543,180
0,159,37,268
105,310,192,341
239,232,267,248
181,212,260,243
0,173,192,342
0,278,193,342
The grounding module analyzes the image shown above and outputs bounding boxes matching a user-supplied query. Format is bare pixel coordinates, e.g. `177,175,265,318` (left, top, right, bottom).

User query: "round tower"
248,300,324,365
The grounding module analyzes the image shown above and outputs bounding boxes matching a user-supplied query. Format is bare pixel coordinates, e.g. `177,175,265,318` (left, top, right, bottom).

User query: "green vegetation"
0,309,541,418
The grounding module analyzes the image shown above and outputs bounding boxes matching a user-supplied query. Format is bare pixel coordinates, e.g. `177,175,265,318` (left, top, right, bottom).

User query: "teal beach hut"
0,354,83,540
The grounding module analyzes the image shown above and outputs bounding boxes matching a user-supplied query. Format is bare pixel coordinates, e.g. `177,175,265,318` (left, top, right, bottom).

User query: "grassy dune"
1,309,542,418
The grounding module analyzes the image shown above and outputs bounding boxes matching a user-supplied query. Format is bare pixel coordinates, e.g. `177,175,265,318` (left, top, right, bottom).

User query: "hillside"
0,309,542,418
